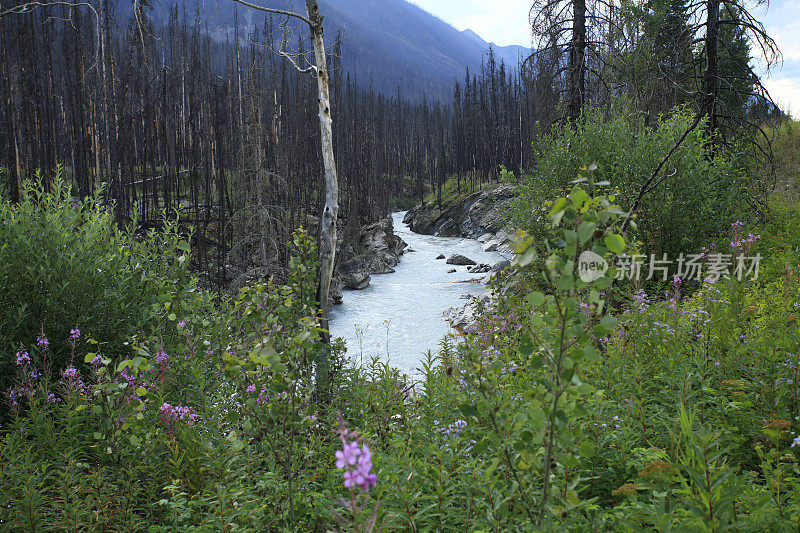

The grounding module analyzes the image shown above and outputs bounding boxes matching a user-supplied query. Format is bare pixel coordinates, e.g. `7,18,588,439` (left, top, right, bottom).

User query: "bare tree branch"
230,0,312,26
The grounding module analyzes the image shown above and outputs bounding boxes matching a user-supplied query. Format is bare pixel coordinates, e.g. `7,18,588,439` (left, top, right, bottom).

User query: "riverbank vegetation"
3,114,800,529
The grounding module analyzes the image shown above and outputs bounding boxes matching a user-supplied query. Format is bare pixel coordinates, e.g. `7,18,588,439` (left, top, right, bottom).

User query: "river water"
328,211,506,374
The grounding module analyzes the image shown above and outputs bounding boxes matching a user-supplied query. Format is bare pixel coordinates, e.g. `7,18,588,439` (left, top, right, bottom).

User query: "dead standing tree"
232,0,338,392
525,0,621,125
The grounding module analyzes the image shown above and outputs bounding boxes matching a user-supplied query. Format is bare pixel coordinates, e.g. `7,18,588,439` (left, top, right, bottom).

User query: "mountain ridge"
141,0,530,101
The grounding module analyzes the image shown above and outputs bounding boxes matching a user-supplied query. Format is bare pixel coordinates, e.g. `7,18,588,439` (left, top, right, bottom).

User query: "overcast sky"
410,0,799,117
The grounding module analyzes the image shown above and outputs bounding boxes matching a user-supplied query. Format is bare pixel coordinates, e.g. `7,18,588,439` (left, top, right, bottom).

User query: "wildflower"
155,349,169,365
336,436,377,491
336,440,361,469
70,328,80,341
204,349,214,357
246,384,256,393
791,436,800,448
178,321,186,329
47,393,61,404
256,389,269,405
342,444,377,491
633,289,650,313
15,349,30,367
37,332,50,350
63,366,78,379
7,386,30,411
159,402,199,427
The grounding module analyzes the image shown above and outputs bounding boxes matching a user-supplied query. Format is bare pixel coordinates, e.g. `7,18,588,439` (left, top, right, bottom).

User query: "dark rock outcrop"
490,260,511,273
332,216,407,299
403,184,515,238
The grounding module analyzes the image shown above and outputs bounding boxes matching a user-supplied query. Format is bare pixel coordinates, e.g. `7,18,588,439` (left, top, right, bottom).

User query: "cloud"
762,77,800,118
410,0,532,47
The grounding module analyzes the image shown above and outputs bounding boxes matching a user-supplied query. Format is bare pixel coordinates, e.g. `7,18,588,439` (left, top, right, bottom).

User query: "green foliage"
0,228,349,531
423,176,499,208
765,119,800,204
511,109,750,264
4,159,800,530
0,171,197,394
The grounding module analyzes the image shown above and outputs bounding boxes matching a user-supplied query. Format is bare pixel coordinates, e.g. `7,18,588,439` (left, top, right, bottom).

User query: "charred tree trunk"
700,0,720,138
568,0,586,124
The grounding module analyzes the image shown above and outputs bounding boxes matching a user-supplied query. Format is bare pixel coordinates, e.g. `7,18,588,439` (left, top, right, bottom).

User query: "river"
328,211,507,375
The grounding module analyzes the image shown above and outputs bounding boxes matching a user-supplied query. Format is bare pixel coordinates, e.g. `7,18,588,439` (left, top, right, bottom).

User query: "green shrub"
511,108,751,264
0,171,195,394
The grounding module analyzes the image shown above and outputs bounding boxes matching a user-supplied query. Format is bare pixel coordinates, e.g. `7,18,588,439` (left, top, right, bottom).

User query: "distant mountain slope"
143,0,529,101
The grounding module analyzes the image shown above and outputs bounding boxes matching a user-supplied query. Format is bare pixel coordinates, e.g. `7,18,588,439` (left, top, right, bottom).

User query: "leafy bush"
511,108,751,264
0,172,196,394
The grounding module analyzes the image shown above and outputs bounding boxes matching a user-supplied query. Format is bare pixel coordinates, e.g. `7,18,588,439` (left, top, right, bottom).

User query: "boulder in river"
446,254,476,266
468,264,491,273
436,254,446,260
447,268,457,273
332,215,407,296
342,271,371,290
446,294,490,331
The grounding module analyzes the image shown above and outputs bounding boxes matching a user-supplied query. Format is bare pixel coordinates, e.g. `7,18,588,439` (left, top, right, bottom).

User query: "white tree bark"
231,0,339,393
306,0,338,345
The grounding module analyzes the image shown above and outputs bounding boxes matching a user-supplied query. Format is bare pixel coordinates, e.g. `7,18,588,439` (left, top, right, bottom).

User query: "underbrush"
0,172,206,397
3,169,800,531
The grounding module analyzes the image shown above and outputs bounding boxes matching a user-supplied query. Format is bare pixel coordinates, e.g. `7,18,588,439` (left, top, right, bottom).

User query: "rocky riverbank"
330,216,408,304
402,184,516,254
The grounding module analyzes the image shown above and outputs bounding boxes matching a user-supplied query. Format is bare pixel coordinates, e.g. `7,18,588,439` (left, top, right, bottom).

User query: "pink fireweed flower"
62,366,78,379
159,402,199,427
177,321,186,329
353,444,377,490
336,438,377,491
335,440,361,469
